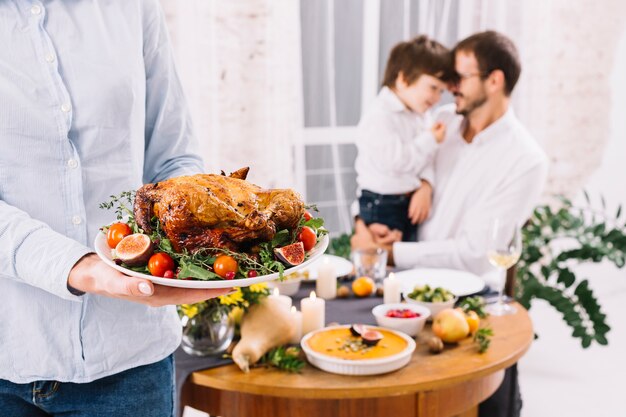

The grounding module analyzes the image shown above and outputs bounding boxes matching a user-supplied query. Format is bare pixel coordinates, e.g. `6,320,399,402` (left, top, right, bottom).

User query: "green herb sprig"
474,327,494,353
458,296,488,318
257,346,305,373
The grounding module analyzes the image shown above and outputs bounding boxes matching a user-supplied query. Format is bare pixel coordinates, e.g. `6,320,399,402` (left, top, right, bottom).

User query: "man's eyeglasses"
451,71,490,85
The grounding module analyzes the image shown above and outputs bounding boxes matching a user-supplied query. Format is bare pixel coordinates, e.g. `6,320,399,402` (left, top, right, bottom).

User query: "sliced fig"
350,324,368,336
361,330,384,346
274,241,305,266
115,233,154,267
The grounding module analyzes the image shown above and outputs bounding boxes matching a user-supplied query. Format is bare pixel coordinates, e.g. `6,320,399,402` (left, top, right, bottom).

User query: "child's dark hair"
382,35,453,88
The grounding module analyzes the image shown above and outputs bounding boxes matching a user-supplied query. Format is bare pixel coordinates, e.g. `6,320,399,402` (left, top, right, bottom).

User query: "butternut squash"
232,297,295,372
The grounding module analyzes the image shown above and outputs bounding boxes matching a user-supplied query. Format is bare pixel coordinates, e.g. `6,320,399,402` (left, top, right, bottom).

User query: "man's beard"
454,91,487,117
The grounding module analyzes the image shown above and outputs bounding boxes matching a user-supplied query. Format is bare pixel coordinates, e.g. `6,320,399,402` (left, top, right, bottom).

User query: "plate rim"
94,231,329,289
300,254,353,280
300,325,416,366
394,267,485,297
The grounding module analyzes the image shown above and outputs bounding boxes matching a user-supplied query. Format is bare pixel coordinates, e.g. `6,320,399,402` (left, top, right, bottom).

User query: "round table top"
190,302,533,399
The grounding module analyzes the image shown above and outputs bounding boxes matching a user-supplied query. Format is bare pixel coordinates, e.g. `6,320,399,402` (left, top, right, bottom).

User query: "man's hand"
408,181,433,225
351,219,398,266
350,219,378,251
68,254,232,307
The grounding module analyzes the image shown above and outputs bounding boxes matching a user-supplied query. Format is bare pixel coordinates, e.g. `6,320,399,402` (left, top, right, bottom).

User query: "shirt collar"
379,86,409,113
468,106,517,145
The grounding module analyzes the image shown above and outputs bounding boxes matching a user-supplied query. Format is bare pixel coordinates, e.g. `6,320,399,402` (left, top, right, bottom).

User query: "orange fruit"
464,310,480,334
352,276,375,297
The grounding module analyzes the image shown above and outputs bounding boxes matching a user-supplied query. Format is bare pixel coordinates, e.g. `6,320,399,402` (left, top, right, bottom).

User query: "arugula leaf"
178,261,221,280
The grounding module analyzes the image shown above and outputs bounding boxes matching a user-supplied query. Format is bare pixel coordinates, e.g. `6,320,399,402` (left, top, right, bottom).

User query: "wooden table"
181,303,532,417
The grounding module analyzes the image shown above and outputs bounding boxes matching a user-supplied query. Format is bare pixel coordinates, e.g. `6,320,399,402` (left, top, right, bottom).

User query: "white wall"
519,30,626,417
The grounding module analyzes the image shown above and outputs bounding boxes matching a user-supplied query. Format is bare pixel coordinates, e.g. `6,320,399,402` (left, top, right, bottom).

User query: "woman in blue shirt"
0,1,227,415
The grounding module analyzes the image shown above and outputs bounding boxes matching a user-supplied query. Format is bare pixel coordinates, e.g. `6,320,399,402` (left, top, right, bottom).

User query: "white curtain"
160,0,303,189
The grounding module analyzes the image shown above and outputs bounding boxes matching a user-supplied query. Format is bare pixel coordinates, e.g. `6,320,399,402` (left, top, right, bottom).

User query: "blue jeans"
359,189,418,242
0,354,175,417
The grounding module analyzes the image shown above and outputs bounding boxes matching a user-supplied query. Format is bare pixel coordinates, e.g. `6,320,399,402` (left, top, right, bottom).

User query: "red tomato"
298,226,316,251
148,253,175,277
303,211,313,221
106,223,132,249
213,255,238,279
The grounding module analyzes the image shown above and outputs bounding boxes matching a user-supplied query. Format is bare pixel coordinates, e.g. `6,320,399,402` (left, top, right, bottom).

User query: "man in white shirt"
352,30,548,417
352,31,548,277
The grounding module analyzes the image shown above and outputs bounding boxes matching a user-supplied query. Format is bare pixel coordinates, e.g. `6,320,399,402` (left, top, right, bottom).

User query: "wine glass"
486,219,521,316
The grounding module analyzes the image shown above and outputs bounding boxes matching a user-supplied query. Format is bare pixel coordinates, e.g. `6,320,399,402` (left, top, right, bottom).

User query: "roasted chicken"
134,168,305,253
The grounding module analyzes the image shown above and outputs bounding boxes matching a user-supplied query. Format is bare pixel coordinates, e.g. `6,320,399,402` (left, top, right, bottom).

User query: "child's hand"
431,121,446,143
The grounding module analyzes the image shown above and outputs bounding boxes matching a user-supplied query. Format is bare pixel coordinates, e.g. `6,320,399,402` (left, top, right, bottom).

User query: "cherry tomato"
148,253,175,277
247,270,258,278
298,226,317,251
303,211,313,221
213,255,238,279
106,223,132,249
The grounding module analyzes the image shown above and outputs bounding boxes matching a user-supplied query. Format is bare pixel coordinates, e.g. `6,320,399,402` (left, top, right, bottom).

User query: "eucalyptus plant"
516,193,625,348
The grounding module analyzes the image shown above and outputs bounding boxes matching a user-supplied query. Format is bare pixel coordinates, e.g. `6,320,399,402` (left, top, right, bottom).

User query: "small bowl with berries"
371,303,430,337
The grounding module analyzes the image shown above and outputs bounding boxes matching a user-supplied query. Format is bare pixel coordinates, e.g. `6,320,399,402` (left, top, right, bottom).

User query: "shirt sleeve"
0,200,91,302
393,154,548,275
141,0,205,183
358,114,439,178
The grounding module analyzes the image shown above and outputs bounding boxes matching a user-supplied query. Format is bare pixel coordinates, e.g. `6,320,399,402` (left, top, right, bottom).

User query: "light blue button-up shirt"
0,0,204,383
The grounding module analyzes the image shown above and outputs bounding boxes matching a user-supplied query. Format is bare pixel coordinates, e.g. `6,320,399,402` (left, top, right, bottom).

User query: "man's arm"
394,158,548,275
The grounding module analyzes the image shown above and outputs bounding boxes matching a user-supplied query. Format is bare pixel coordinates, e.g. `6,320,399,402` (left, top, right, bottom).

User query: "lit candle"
300,291,325,335
383,272,401,304
289,306,303,344
316,258,337,300
270,287,292,311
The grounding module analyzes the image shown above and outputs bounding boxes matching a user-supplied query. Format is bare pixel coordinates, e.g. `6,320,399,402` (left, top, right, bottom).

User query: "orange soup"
306,327,408,360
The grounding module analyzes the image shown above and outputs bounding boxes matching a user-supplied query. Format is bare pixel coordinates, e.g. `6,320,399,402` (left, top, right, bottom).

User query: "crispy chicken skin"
134,167,305,253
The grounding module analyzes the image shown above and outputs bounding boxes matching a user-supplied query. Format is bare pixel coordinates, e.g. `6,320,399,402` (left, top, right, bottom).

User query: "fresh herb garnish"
474,327,494,353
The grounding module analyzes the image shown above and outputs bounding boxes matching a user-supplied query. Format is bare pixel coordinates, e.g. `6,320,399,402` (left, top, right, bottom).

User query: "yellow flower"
249,283,268,293
180,304,199,319
229,306,244,325
218,289,244,306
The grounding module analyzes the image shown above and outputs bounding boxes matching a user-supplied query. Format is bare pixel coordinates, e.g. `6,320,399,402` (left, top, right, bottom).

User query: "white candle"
270,287,292,311
316,258,337,300
383,272,401,304
289,306,303,344
300,291,325,335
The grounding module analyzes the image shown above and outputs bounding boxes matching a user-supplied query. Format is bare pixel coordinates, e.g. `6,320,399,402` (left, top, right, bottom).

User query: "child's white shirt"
355,87,438,195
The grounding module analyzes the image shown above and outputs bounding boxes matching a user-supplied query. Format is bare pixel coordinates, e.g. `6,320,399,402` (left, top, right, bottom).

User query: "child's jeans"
358,189,418,242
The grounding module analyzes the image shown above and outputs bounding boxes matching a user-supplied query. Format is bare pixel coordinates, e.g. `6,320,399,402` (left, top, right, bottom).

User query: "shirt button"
30,5,42,15
72,215,82,225
45,53,55,63
67,159,78,169
61,103,71,113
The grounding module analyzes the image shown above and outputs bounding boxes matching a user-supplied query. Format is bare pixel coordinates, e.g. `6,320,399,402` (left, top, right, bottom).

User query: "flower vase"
181,304,235,356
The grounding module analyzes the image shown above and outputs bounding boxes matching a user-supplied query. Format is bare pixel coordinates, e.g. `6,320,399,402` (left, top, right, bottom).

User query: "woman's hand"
67,254,232,307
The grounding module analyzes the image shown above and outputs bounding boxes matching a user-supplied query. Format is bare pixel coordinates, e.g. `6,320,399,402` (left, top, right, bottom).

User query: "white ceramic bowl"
267,276,302,296
403,291,458,319
301,325,416,376
371,303,430,337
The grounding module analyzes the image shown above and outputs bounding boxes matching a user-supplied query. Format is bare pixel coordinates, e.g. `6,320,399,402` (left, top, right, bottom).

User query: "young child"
355,35,452,242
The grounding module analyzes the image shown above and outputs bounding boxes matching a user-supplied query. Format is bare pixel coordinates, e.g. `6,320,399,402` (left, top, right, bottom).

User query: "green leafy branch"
257,346,305,373
474,327,494,353
516,194,625,348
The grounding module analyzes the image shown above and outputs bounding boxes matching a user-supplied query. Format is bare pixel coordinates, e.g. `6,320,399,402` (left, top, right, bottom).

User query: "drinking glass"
351,248,388,282
486,219,521,316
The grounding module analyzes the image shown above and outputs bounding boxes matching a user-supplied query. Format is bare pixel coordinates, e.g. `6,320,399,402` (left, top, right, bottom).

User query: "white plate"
395,268,485,297
297,254,353,280
94,232,329,289
301,325,415,376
